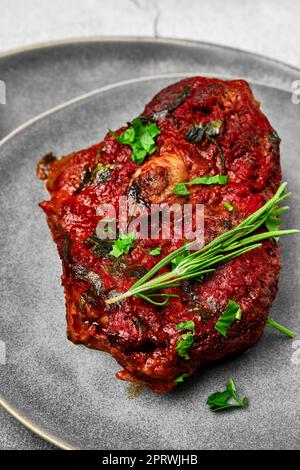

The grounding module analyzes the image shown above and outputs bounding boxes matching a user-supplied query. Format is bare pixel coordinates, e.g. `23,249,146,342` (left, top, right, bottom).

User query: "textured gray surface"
0,39,299,140
0,75,300,450
0,0,300,69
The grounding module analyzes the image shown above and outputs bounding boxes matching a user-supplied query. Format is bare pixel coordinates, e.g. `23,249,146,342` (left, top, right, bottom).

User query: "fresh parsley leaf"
175,373,189,384
119,127,135,144
110,117,160,165
176,320,195,331
173,183,191,196
266,319,296,338
149,247,162,256
265,209,282,242
173,175,228,195
187,175,228,185
215,300,242,337
171,244,190,269
110,233,135,258
175,333,194,360
224,202,234,212
207,378,249,412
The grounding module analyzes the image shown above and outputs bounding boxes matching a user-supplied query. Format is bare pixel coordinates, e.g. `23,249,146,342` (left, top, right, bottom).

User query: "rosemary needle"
106,183,298,305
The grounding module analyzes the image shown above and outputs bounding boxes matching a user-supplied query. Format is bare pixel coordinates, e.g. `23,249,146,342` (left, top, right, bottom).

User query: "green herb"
224,202,234,212
76,163,115,193
149,247,162,256
110,232,135,258
176,333,194,360
265,205,289,242
186,120,226,174
90,163,115,183
215,300,242,337
106,183,298,306
266,319,296,338
175,373,189,384
173,175,228,195
268,130,281,153
152,87,191,120
110,117,160,164
61,231,70,262
84,232,114,258
171,245,190,269
176,320,195,331
175,320,195,360
173,183,191,196
207,378,249,412
73,265,103,296
188,175,228,185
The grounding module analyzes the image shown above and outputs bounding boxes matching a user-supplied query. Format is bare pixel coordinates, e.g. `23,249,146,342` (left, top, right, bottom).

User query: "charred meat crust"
38,77,281,392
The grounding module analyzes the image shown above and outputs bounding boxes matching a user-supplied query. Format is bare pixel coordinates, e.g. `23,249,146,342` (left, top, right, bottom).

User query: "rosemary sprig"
106,183,298,305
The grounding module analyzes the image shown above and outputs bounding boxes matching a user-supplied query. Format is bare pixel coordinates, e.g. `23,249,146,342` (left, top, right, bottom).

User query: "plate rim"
0,35,300,78
0,40,299,451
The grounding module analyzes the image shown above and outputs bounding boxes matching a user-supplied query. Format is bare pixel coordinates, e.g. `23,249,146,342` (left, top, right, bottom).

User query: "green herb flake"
110,233,135,258
215,300,243,337
175,333,194,360
110,117,160,165
175,373,189,384
187,175,228,186
149,247,162,256
266,318,296,338
224,202,234,212
171,244,190,269
207,377,249,412
173,175,228,195
173,183,191,196
176,320,195,332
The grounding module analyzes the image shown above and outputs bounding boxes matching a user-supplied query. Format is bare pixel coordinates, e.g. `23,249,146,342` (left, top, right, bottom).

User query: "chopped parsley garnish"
215,300,242,337
110,117,160,164
224,202,234,212
173,175,228,196
265,206,289,242
149,247,162,256
110,233,135,258
266,318,296,338
176,320,195,332
207,378,249,412
175,320,195,360
176,333,194,360
175,373,189,384
172,183,191,196
171,243,190,269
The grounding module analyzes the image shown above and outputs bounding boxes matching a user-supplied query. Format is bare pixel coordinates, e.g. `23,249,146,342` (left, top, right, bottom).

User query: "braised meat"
38,77,281,392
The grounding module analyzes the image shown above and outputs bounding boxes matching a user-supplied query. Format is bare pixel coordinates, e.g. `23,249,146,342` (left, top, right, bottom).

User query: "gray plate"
1,37,300,139
0,39,300,450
